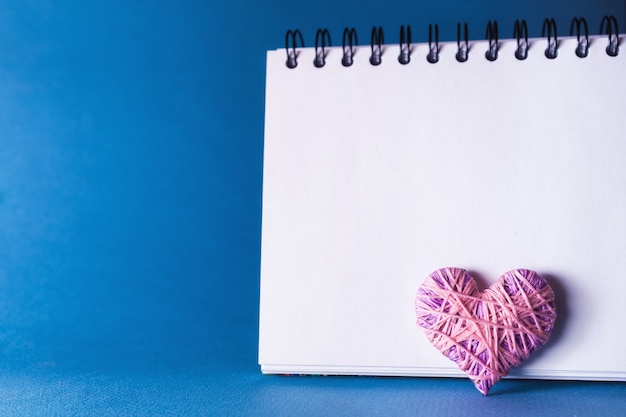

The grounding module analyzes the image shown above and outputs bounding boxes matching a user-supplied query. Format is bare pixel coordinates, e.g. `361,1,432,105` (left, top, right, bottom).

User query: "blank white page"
260,35,626,380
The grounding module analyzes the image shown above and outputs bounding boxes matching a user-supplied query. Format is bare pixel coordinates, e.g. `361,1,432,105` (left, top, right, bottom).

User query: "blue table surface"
0,1,624,415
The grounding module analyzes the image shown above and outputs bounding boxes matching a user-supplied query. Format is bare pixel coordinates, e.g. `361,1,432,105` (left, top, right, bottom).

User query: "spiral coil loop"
542,18,558,59
314,29,331,68
513,20,529,60
370,26,384,66
485,21,499,61
342,28,358,67
285,29,304,69
600,15,620,57
570,17,589,58
456,23,469,63
427,24,440,64
398,25,412,65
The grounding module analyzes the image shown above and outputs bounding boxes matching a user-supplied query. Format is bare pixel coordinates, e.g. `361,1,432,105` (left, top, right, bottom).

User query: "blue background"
0,1,624,415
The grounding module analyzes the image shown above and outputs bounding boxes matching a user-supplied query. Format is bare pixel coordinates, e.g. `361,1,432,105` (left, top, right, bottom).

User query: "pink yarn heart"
415,268,557,395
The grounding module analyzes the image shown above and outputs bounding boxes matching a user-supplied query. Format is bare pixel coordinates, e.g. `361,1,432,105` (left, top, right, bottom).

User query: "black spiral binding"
456,23,469,63
285,29,304,69
485,21,498,61
513,20,529,60
370,26,384,66
427,24,440,63
342,28,358,67
398,25,412,65
570,17,589,58
542,18,558,59
600,15,620,57
282,16,621,68
314,29,331,68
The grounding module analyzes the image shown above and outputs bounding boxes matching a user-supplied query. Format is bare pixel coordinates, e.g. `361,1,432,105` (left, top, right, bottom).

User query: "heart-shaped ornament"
415,268,557,395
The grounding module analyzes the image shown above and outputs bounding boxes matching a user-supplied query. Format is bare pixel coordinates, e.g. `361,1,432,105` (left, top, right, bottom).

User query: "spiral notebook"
259,19,626,381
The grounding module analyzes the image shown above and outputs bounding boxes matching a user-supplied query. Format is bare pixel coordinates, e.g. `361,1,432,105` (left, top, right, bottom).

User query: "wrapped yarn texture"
415,268,557,395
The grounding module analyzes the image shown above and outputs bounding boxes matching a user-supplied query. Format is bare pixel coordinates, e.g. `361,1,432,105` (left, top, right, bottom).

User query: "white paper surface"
259,35,626,380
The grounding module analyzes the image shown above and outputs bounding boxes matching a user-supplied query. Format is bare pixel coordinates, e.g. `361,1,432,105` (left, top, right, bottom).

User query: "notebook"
259,18,626,381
